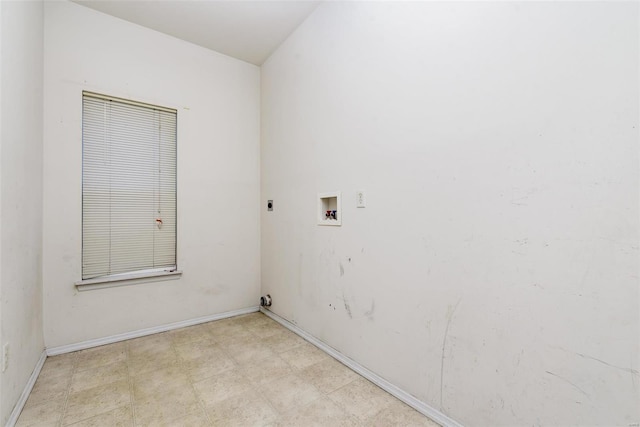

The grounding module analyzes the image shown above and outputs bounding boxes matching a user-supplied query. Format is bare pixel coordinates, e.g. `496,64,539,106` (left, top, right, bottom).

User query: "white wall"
43,1,261,348
261,2,639,426
0,0,45,424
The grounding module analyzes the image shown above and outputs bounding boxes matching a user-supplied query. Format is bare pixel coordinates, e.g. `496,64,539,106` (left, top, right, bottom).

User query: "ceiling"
72,0,322,65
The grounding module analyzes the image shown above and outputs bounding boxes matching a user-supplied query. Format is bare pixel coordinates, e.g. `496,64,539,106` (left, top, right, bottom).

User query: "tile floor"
16,312,439,426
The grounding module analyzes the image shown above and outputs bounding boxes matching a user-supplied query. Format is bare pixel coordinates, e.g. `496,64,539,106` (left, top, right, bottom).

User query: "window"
81,92,177,282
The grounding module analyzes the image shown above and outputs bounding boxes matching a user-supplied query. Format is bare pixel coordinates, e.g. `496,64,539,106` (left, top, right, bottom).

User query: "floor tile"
169,323,213,346
132,362,191,400
127,333,173,356
241,354,293,386
76,342,127,372
205,390,278,427
128,347,178,376
263,330,306,354
63,380,130,425
226,339,277,365
259,373,322,414
206,318,249,338
65,405,133,427
279,342,331,370
38,353,77,380
193,368,253,406
232,313,270,327
70,360,128,394
133,385,201,426
276,396,360,427
368,400,441,426
244,319,285,338
26,372,71,406
328,377,397,421
161,409,210,427
174,336,220,361
299,357,359,394
182,350,236,381
211,328,256,347
15,398,65,427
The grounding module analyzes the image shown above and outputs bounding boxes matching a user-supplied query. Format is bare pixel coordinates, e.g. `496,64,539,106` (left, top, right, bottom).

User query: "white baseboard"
5,350,47,427
46,306,259,356
259,307,464,427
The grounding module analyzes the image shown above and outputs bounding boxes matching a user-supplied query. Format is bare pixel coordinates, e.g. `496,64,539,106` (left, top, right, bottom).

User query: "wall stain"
339,263,344,277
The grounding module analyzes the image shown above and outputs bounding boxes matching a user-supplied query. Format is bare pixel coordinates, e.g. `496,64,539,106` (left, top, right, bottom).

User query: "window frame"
76,91,181,291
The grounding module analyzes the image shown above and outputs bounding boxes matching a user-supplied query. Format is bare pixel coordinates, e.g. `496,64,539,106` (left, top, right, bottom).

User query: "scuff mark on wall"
510,186,539,206
343,294,353,319
339,262,344,277
545,371,590,397
297,252,303,295
573,352,640,376
440,298,461,410
364,300,375,320
554,346,640,376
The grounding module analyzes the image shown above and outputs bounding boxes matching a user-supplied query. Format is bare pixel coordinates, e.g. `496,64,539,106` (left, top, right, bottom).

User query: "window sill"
75,270,182,292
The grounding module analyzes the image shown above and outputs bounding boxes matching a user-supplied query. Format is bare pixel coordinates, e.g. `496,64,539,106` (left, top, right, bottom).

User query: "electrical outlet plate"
356,190,366,208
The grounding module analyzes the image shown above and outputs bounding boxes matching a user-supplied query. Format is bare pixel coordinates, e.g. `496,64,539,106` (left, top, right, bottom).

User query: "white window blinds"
82,92,177,280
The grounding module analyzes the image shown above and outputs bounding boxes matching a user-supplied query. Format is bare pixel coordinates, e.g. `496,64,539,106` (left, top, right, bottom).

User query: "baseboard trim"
46,306,260,356
259,307,463,427
5,350,47,427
